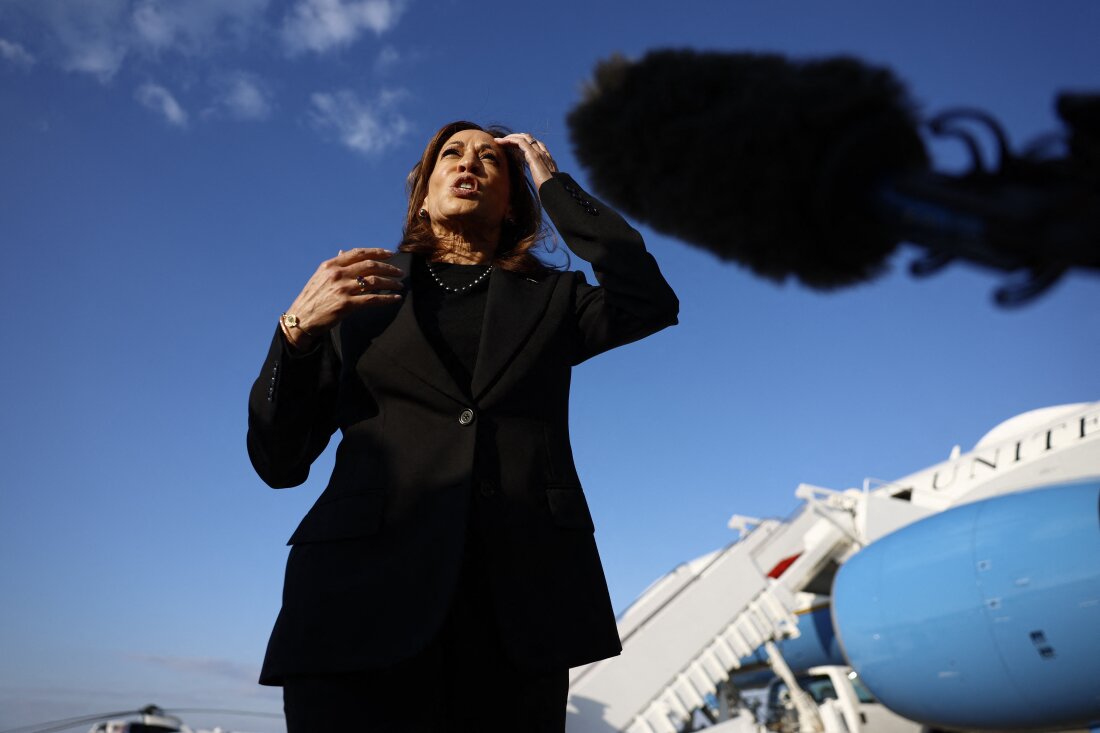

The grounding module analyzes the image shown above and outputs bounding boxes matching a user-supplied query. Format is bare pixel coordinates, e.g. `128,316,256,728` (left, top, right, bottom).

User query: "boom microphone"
567,50,1100,303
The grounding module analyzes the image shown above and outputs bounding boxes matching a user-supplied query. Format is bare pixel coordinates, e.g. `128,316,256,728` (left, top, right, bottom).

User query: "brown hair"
399,120,557,275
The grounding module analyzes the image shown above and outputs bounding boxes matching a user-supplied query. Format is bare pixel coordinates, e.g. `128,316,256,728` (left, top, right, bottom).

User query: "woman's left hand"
495,133,558,191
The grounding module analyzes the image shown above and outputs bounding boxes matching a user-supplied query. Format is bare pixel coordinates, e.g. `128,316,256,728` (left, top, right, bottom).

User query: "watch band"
280,313,314,341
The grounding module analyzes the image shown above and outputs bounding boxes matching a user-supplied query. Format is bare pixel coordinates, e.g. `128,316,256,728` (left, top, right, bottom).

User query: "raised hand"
494,133,559,190
281,248,404,350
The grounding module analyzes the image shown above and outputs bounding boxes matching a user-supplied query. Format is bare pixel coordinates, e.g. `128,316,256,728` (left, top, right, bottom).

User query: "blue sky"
1,1,1097,730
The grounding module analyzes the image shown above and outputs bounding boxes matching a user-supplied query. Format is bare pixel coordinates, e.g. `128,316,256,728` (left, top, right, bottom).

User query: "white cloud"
130,2,176,51
130,0,269,56
67,41,128,81
135,81,188,127
0,0,410,81
210,70,273,120
282,0,406,55
0,0,269,80
37,0,132,81
0,38,36,67
309,88,409,156
374,44,399,72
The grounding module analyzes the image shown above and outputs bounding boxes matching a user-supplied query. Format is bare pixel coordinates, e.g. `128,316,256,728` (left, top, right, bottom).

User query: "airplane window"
804,678,838,703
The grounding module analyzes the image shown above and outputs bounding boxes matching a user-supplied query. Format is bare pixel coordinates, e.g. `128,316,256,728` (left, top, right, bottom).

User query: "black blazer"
247,174,678,685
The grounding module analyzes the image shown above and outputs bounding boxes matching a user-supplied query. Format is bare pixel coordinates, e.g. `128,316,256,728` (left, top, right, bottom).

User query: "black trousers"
283,540,569,732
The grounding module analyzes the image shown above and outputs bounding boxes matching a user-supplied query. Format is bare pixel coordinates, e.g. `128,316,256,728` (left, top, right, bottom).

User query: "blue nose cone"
832,480,1100,730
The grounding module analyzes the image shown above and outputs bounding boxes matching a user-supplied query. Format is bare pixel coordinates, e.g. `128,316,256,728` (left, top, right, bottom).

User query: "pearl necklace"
425,260,494,293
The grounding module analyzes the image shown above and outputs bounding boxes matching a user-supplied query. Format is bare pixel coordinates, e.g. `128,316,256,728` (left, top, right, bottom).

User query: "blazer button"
458,408,475,426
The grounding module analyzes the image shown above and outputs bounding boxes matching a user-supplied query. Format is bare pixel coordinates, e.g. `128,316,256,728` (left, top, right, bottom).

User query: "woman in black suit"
248,121,678,731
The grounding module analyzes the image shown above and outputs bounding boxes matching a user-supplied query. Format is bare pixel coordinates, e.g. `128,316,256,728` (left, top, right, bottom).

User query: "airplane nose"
832,480,1100,730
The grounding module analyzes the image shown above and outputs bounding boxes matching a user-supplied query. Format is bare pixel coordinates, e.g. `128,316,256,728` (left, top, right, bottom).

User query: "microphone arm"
874,103,1100,306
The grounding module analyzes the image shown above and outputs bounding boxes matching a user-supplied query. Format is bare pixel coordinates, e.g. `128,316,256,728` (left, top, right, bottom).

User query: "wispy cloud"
2,0,410,78
14,0,130,81
209,70,273,120
309,88,409,156
67,44,127,80
3,0,270,81
130,1,176,52
130,0,269,55
1,0,414,134
0,38,36,67
130,653,260,683
282,0,406,55
374,44,399,73
135,81,188,127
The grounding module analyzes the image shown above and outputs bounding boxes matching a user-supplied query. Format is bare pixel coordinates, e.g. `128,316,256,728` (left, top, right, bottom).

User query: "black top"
411,256,500,649
412,257,492,397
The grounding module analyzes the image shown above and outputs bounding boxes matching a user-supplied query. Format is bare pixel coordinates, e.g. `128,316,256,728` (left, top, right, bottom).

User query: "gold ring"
355,275,369,293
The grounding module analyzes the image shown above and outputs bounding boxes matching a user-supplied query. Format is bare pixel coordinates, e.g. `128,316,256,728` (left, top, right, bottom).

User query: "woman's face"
421,129,512,232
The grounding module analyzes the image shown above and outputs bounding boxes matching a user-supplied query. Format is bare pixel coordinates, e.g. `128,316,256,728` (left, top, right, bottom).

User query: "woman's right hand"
281,248,404,350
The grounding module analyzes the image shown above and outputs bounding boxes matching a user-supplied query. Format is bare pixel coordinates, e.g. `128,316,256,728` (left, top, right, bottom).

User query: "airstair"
566,401,1100,733
567,486,867,733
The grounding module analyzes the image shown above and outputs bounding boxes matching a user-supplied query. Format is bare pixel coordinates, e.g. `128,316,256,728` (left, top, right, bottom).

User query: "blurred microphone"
567,50,1100,304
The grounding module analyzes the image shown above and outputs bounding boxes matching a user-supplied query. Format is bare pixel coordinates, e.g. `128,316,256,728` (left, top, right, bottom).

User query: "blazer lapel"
470,268,554,401
367,268,468,405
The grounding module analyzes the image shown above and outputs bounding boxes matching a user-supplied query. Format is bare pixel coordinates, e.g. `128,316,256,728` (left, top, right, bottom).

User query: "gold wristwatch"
280,312,313,339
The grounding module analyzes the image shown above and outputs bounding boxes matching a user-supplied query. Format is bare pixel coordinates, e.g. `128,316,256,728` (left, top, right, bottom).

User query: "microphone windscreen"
567,50,929,288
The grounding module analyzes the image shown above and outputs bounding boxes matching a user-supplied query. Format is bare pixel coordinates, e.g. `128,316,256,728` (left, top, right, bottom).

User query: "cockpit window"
848,673,877,704
800,675,838,704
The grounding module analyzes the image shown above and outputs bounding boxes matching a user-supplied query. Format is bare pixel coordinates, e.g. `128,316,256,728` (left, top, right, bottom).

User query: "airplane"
566,401,1100,733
